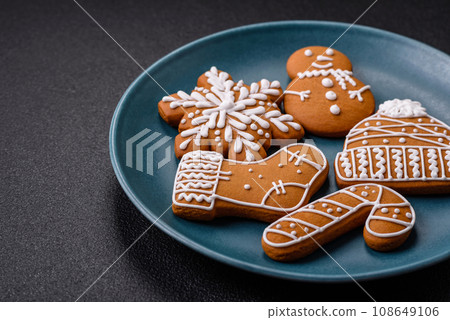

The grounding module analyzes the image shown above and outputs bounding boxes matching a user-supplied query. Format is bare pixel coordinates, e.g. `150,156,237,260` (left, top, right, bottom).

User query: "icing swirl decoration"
159,67,304,160
378,99,427,118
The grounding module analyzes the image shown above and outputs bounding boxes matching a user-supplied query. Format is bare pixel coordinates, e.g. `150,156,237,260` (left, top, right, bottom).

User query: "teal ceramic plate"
110,21,450,281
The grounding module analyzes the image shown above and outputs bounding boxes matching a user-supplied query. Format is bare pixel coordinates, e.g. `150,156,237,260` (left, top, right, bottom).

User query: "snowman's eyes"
304,49,313,57
325,48,334,56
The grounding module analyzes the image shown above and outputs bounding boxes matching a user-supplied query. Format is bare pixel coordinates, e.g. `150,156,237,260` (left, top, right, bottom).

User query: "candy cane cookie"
262,184,415,261
172,143,328,222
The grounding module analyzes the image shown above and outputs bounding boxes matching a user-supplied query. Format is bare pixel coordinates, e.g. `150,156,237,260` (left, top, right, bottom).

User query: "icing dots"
304,49,313,56
330,104,340,115
325,91,337,101
244,184,251,190
321,78,333,88
325,48,334,55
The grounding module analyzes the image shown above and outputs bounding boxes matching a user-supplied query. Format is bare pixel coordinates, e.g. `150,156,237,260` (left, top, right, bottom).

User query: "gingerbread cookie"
262,184,416,261
172,143,328,222
158,67,305,161
284,46,375,137
335,99,450,194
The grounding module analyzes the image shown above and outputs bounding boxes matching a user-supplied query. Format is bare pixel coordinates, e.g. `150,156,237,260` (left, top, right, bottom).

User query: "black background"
1,0,449,301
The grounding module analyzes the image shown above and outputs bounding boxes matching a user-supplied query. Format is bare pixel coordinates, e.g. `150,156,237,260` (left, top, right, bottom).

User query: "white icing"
173,144,327,213
321,78,333,88
378,99,427,118
339,152,352,178
325,91,337,101
172,144,326,211
304,49,313,56
329,104,340,115
263,184,416,249
348,85,371,102
392,149,403,179
163,66,299,159
335,104,450,182
427,149,439,178
284,90,310,101
325,48,334,56
296,69,356,90
356,149,368,179
312,62,333,69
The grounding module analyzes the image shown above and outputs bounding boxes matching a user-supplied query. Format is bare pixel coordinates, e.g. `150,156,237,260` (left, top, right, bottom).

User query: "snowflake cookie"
158,67,305,161
284,46,375,137
335,99,450,194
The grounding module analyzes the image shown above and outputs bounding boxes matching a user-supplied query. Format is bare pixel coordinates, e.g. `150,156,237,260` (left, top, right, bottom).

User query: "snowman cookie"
284,46,375,137
335,99,450,194
158,67,304,161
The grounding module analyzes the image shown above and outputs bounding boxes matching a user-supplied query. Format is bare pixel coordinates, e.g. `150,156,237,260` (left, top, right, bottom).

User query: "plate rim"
109,20,450,282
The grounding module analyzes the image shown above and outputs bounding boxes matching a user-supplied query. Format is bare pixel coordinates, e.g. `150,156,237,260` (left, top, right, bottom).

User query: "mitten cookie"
172,143,328,222
262,184,416,261
284,46,375,137
158,67,305,161
335,99,450,194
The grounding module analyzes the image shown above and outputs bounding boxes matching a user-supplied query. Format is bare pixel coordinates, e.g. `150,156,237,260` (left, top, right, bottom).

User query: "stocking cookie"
262,184,416,261
172,143,328,222
158,67,304,161
284,46,375,137
335,99,450,194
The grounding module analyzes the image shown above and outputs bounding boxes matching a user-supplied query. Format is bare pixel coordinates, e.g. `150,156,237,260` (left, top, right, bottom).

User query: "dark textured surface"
1,0,449,301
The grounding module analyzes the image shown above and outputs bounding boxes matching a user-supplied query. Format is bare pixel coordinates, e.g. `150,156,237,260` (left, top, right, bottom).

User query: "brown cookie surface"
262,184,416,261
172,143,328,222
284,46,375,137
335,99,450,194
158,67,305,160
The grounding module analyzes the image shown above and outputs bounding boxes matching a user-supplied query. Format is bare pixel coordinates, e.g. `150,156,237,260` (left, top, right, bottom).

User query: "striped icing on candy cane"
263,184,415,250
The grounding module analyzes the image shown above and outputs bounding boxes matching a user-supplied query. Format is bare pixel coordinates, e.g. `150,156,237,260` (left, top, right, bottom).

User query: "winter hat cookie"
158,67,305,161
172,143,328,222
335,99,450,194
284,46,375,137
262,184,416,261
